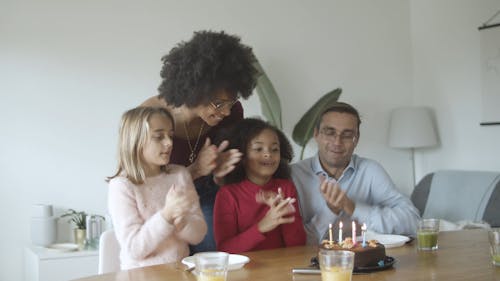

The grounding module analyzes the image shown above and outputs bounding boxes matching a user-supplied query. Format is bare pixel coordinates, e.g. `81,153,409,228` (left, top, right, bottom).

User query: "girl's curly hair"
215,118,294,185
158,30,258,107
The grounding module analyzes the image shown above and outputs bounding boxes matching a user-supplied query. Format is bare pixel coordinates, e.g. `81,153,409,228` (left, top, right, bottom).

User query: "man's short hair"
315,102,362,132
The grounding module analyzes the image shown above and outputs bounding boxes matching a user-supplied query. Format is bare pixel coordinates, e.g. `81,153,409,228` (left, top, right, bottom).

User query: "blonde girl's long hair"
107,106,174,185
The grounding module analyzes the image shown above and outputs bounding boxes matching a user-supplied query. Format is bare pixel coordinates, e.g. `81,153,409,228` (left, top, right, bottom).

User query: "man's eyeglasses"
319,128,357,143
210,99,238,111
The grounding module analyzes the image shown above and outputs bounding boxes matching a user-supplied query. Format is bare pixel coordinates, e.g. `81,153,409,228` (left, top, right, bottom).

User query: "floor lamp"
388,107,439,186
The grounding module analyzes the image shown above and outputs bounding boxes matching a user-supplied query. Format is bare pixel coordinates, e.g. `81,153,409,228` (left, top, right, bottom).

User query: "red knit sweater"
214,178,306,253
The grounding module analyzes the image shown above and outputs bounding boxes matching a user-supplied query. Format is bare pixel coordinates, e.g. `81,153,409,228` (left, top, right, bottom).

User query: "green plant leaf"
61,209,87,229
292,88,342,159
253,60,282,129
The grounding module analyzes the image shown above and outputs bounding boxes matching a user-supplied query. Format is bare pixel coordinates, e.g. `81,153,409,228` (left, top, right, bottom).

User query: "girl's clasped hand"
256,187,298,233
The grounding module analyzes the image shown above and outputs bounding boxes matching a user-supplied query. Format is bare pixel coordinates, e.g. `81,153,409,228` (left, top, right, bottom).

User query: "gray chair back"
411,170,500,227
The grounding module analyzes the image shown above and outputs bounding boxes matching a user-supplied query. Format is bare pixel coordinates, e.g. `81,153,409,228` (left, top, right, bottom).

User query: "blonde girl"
107,106,207,270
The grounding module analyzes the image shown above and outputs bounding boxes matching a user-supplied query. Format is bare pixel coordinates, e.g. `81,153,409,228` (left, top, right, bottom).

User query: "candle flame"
339,221,343,228
361,223,367,231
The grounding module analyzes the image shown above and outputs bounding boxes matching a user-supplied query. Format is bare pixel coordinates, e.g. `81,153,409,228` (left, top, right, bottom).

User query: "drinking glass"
417,218,440,251
194,252,229,281
318,249,354,281
489,228,500,266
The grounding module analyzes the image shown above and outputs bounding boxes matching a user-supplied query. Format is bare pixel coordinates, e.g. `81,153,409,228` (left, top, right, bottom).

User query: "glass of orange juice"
194,252,229,281
318,249,355,281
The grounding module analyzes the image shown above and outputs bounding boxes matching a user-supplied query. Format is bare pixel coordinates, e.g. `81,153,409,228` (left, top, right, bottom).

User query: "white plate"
182,254,250,271
364,232,410,248
46,243,79,252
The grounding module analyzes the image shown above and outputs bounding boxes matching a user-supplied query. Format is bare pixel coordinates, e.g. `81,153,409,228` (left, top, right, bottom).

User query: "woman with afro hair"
142,30,258,253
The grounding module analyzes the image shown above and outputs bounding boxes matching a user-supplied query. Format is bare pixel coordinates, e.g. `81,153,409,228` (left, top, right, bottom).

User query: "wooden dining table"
73,229,499,281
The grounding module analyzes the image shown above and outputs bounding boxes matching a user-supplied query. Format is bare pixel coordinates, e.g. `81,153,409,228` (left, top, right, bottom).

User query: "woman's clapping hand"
213,141,243,179
189,138,242,181
189,138,218,179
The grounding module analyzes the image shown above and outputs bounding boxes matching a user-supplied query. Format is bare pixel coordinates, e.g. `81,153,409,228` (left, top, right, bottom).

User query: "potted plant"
61,209,87,249
253,60,342,159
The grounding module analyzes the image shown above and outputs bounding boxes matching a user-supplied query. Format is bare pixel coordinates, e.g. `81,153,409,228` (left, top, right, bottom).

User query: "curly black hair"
158,30,258,107
215,118,294,185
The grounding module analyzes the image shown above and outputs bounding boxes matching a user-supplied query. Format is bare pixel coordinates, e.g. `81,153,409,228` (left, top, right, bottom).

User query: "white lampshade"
388,107,438,148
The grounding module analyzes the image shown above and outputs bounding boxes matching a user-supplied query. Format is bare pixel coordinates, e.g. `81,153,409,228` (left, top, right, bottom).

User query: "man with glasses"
291,102,420,245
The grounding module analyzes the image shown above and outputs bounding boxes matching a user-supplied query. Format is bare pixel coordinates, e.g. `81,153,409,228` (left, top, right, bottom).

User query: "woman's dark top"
168,101,243,253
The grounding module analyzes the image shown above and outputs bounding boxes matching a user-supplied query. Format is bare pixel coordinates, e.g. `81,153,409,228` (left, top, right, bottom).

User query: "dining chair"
98,229,121,274
411,170,500,227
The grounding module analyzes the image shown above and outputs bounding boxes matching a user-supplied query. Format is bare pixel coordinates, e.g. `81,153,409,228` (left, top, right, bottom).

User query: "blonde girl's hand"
162,184,198,224
173,216,187,231
257,197,297,233
188,138,218,180
212,141,243,179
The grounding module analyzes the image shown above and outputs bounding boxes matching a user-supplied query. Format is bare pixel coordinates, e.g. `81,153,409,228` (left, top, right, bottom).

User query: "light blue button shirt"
291,154,419,245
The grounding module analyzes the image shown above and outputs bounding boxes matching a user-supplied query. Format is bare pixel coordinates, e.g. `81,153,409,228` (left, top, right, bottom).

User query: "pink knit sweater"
108,165,207,270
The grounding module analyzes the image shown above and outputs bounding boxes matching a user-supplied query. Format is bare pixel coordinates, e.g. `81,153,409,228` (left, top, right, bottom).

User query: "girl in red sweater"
213,118,306,253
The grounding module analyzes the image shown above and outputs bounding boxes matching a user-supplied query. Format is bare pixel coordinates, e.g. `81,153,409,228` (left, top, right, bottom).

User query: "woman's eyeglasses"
210,99,238,111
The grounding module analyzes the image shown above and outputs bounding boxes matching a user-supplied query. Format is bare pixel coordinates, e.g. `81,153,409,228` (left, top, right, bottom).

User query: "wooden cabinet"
24,246,98,281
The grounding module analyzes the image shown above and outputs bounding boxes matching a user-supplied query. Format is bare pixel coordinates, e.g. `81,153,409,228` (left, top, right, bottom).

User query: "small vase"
74,228,86,250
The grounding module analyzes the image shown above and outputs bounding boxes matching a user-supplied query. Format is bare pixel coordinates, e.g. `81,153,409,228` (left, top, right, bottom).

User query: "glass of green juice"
489,228,500,266
417,218,440,251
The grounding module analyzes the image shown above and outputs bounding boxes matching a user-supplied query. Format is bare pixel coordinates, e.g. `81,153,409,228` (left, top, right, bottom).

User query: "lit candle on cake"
361,223,367,247
338,221,343,243
352,221,357,245
328,223,333,245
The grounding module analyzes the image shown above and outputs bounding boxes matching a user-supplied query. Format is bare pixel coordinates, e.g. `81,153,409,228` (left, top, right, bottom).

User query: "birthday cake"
320,238,386,268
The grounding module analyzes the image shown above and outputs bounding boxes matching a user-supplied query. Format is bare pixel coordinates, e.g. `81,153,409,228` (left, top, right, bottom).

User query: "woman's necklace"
183,120,205,164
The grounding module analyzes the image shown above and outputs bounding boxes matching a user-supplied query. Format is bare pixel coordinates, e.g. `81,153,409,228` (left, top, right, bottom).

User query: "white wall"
0,1,412,280
410,0,500,179
1,1,498,280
